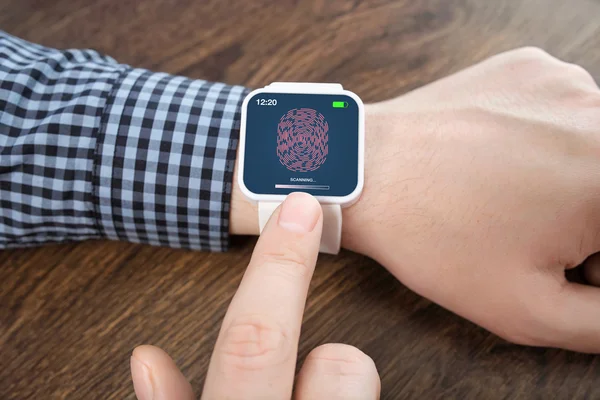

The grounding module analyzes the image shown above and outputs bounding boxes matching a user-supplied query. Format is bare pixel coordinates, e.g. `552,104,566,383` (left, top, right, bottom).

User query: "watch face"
243,92,361,197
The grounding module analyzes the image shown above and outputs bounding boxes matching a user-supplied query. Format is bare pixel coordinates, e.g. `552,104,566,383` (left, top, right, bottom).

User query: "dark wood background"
2,1,600,399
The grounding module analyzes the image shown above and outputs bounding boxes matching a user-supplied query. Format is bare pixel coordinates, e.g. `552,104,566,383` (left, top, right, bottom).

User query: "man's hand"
342,47,600,353
131,193,380,399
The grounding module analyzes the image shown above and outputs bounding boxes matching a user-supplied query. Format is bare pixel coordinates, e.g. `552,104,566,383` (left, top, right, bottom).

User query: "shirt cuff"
94,67,250,251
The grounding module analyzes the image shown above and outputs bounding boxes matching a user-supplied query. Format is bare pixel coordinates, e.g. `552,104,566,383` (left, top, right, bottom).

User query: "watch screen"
243,92,360,197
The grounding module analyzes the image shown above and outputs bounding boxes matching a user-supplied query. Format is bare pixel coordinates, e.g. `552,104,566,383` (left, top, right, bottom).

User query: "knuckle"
563,62,595,83
487,47,558,82
305,343,378,378
219,314,292,371
510,46,552,62
257,245,312,279
499,47,556,73
587,91,600,111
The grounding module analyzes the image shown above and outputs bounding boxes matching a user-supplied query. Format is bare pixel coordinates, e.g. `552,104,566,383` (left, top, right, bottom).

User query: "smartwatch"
238,82,364,254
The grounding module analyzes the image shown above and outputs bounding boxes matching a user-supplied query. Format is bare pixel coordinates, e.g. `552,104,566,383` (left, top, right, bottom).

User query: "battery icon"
332,101,348,108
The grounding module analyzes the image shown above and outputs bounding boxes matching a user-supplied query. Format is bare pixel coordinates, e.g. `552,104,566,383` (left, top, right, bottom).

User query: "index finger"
202,193,323,400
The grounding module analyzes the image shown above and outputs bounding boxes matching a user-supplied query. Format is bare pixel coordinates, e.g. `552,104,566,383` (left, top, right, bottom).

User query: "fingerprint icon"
277,108,329,172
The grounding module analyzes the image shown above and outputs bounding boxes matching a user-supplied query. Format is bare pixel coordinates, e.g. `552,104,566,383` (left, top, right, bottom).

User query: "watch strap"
258,201,342,254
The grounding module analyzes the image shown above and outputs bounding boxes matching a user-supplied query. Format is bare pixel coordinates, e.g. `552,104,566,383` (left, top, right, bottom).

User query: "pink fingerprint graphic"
277,108,329,172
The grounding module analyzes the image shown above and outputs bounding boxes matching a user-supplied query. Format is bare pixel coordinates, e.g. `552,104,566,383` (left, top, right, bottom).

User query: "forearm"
1,30,375,252
1,31,248,251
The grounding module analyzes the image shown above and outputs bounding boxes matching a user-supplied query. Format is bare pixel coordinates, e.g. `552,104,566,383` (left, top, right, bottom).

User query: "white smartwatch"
238,82,364,254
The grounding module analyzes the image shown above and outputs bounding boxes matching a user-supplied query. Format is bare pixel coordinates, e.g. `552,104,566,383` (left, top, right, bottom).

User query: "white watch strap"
258,201,342,254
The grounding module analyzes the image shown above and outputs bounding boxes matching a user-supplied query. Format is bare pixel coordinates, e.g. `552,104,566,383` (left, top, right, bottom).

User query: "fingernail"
278,192,321,233
131,356,154,400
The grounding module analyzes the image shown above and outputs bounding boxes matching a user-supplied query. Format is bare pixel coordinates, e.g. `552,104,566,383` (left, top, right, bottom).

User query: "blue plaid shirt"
0,31,249,251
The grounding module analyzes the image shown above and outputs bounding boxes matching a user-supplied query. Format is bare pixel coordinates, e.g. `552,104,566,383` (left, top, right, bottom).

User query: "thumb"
546,282,600,353
130,345,194,400
583,253,600,286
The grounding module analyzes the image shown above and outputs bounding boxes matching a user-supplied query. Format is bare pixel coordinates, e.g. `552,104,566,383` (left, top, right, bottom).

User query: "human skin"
131,193,381,400
231,47,600,353
128,48,600,399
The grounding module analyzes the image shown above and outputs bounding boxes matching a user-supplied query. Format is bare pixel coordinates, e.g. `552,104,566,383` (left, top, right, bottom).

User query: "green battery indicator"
332,101,348,108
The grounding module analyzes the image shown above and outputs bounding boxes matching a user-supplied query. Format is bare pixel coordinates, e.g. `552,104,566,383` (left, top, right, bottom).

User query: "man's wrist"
340,103,380,255
229,104,380,257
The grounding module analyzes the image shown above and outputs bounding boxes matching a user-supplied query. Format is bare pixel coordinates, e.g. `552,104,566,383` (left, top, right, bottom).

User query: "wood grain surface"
2,1,600,399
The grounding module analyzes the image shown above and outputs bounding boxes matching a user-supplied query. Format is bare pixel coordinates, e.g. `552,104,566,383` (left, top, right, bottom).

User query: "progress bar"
275,184,330,190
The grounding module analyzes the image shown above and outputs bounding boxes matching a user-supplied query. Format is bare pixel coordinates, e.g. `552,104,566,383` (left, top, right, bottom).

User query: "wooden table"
2,1,600,398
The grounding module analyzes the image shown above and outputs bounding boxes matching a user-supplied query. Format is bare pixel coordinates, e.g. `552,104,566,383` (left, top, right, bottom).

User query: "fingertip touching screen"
244,93,360,197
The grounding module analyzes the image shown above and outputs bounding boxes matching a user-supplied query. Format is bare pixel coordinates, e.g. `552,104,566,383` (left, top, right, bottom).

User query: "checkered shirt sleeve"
0,31,250,251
